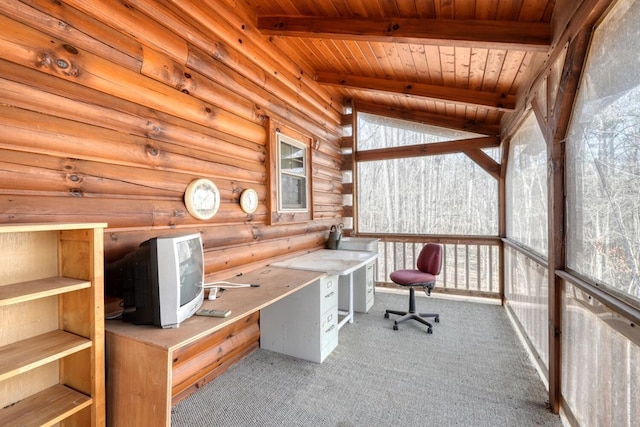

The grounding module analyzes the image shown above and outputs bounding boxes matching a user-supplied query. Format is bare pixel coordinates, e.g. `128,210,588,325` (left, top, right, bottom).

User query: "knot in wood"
145,144,159,156
38,52,54,68
62,44,79,55
53,57,79,77
386,23,400,33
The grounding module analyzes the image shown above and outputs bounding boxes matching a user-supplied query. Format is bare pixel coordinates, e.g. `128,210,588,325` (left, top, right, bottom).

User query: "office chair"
384,243,443,333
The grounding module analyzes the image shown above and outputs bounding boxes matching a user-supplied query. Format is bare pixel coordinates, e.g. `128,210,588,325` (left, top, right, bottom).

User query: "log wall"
0,0,344,280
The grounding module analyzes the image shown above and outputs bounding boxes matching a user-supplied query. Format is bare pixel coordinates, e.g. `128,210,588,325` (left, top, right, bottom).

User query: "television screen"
105,233,204,328
176,237,204,307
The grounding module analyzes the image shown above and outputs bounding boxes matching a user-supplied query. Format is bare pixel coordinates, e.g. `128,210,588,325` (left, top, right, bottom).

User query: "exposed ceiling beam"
258,17,550,51
355,101,500,136
317,72,516,111
463,147,501,180
355,136,500,162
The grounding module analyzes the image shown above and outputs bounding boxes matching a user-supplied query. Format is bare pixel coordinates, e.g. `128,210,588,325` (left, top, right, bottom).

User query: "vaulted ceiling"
245,0,556,136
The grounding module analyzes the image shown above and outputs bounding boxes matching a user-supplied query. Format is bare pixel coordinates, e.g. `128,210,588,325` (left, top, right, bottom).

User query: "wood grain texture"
0,384,92,427
0,2,619,424
105,266,325,425
316,71,516,110
171,315,260,398
0,277,90,306
244,0,555,130
0,330,91,382
0,224,105,425
258,16,550,50
0,0,343,275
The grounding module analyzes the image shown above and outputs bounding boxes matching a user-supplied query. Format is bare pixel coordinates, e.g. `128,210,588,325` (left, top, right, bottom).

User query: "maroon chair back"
416,243,443,276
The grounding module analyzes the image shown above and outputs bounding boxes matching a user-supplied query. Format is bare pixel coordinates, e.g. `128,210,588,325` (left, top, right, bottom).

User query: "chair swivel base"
384,310,439,333
384,287,439,333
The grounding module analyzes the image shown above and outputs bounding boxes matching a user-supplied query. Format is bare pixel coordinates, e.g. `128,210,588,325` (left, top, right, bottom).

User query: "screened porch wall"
502,83,550,380
561,281,640,426
503,245,549,377
557,1,640,424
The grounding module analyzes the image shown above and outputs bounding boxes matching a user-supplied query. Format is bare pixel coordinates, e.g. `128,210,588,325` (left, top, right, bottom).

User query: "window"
266,119,313,224
277,132,308,211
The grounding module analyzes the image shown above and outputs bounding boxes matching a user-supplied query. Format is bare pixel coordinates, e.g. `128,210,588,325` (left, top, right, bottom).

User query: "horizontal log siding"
0,1,343,276
171,312,261,404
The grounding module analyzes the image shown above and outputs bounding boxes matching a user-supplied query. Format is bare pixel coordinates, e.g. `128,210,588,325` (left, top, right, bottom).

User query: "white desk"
270,249,378,329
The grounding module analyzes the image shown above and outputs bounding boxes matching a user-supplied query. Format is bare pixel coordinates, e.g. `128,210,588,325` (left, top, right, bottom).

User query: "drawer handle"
325,291,335,298
325,324,336,333
367,289,373,294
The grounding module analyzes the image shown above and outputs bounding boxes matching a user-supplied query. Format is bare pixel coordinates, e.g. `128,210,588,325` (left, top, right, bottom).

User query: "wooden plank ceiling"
244,0,555,135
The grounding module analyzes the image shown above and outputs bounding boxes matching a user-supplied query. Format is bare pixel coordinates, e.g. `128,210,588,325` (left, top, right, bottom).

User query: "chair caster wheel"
427,327,433,334
393,324,398,330
384,313,389,319
434,317,440,323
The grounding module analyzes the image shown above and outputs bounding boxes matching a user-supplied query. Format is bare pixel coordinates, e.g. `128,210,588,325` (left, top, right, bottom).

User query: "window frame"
266,119,313,224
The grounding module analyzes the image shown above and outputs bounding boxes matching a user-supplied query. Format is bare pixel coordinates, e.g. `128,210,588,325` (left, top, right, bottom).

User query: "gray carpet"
171,291,562,426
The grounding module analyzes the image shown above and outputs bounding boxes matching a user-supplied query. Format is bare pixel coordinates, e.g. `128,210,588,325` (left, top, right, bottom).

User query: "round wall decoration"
239,188,258,214
184,178,220,220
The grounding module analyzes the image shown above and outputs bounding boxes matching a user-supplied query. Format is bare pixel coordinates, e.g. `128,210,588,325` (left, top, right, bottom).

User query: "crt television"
105,233,205,328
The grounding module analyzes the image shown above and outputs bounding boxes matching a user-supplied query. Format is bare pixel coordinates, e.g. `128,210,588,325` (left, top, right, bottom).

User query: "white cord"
201,281,255,289
200,281,259,300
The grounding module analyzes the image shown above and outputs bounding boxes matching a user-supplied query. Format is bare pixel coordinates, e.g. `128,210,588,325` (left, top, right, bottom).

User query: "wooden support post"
544,27,593,414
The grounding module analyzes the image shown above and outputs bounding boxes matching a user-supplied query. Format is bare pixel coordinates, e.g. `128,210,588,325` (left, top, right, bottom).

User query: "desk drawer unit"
339,260,375,313
260,275,338,363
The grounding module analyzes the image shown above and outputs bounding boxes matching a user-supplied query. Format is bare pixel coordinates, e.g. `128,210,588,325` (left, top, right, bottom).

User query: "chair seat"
389,269,436,286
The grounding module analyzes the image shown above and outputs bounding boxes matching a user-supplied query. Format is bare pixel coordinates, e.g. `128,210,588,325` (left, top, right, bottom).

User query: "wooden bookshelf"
0,277,91,306
0,384,93,426
0,330,92,381
0,223,106,427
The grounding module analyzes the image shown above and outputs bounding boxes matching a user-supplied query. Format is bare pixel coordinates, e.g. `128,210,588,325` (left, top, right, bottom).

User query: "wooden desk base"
105,267,325,427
